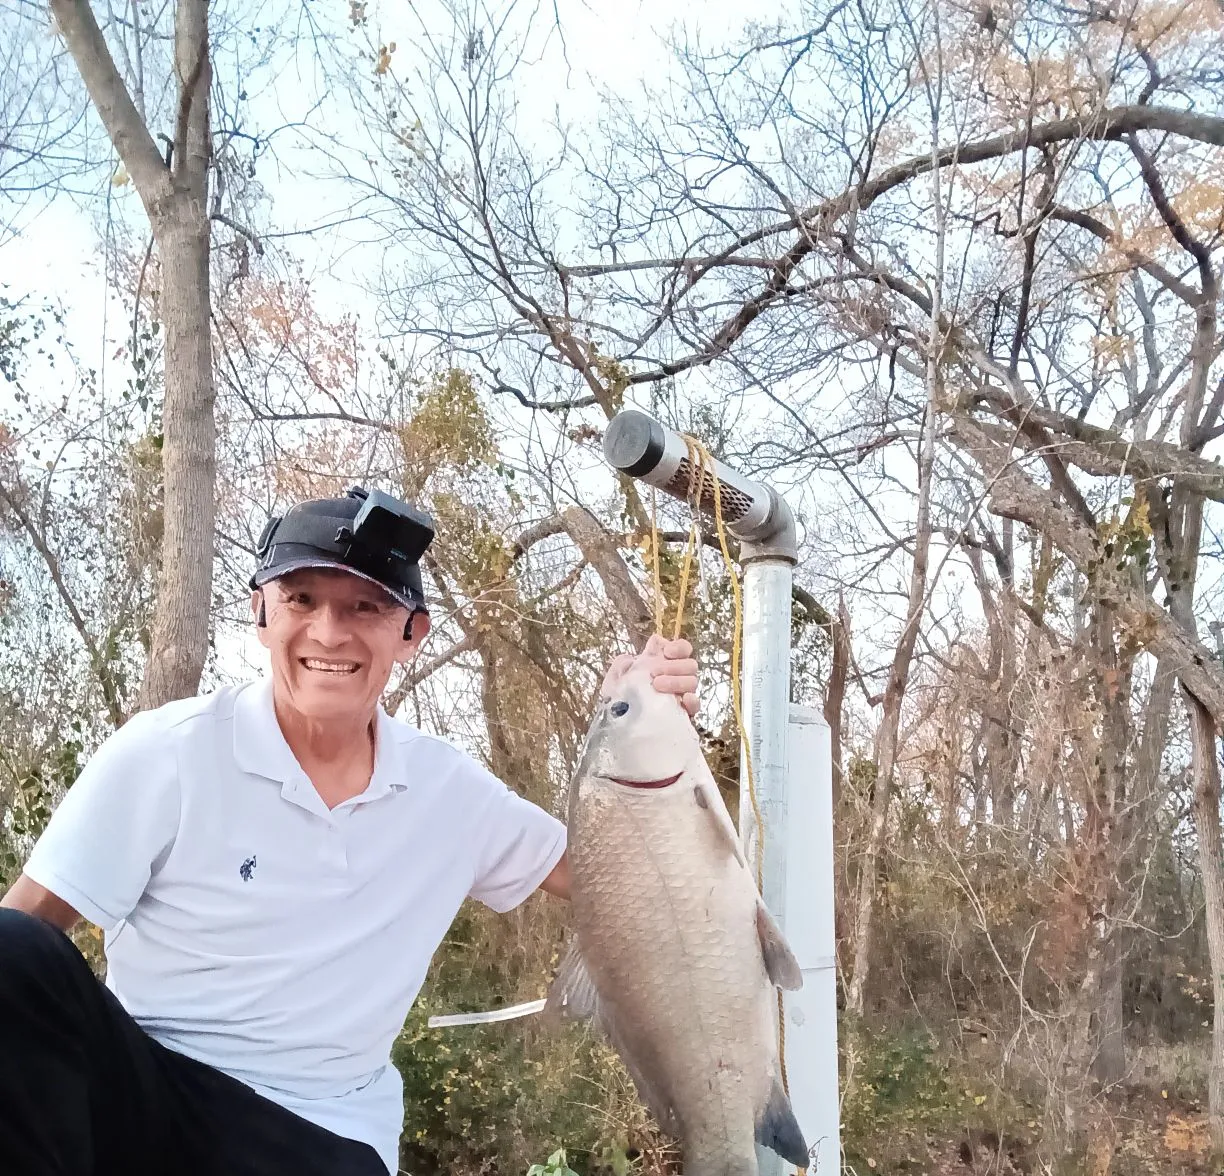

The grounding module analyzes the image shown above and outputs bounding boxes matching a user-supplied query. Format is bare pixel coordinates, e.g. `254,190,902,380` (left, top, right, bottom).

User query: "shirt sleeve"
22,711,181,932
468,771,567,913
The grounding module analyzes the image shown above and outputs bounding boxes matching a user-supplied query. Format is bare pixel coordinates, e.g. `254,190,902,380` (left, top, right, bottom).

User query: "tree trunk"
825,596,851,945
846,360,938,1015
1093,932,1126,1087
1187,688,1224,1150
1058,928,1108,1148
845,109,948,1013
953,417,1224,725
1156,481,1222,1141
1094,662,1174,1089
51,0,217,710
1052,605,1130,1143
137,217,216,708
824,595,850,815
137,0,215,708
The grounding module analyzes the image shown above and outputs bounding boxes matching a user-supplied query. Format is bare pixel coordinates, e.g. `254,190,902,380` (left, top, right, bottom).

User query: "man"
0,486,699,1176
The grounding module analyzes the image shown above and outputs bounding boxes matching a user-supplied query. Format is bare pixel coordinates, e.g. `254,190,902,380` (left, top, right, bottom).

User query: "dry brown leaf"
1164,1113,1211,1155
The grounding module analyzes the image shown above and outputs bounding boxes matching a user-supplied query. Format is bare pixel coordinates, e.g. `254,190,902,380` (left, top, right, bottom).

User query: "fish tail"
756,1077,810,1166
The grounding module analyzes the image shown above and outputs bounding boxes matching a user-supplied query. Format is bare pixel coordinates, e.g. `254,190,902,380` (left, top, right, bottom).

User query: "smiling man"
0,486,698,1176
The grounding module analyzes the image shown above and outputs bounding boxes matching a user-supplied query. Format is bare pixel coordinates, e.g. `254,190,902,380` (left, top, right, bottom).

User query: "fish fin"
543,939,600,1022
693,774,748,870
756,901,803,991
756,1077,809,1166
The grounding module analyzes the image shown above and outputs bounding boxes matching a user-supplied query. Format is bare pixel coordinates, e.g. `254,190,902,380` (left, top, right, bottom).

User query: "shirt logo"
239,855,257,882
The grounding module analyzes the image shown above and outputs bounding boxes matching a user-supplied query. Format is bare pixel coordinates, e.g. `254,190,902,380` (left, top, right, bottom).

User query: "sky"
2,0,802,455
5,0,1212,712
4,0,791,319
1,0,822,695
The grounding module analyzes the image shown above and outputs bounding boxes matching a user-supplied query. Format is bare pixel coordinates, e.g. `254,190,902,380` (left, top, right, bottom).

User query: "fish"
544,663,809,1176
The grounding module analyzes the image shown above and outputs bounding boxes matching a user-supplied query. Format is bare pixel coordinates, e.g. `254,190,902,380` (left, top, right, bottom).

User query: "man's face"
253,567,428,723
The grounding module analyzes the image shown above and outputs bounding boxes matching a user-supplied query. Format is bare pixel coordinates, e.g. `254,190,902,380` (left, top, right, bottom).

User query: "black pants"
0,907,387,1175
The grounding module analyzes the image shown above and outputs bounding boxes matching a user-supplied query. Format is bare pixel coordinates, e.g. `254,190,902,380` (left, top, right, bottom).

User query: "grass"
841,1026,1217,1176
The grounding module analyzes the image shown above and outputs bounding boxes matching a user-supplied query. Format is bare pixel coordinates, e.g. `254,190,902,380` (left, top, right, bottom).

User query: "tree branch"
967,379,1224,500
48,0,166,198
0,478,125,728
561,506,654,649
617,104,1224,384
490,381,597,412
171,27,207,182
384,634,477,714
509,514,568,560
558,256,782,278
210,213,264,255
951,417,1224,729
239,403,400,436
1126,133,1215,284
1126,132,1219,445
1047,204,1199,305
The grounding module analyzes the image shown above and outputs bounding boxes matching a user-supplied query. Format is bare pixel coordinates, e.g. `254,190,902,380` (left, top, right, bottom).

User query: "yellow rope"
672,525,698,641
663,440,705,613
648,434,803,1172
674,434,765,891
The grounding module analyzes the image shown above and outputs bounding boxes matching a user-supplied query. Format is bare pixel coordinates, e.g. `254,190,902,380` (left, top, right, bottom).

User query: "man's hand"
601,634,700,718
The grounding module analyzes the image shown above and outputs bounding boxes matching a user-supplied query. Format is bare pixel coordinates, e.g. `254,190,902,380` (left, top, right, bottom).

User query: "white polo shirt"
23,678,567,1174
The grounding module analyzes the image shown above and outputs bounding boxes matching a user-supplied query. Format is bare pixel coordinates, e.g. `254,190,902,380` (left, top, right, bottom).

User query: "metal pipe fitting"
602,410,798,563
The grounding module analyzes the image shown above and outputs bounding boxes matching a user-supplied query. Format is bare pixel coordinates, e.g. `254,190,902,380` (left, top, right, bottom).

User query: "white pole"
783,706,841,1174
739,559,794,912
740,557,795,1176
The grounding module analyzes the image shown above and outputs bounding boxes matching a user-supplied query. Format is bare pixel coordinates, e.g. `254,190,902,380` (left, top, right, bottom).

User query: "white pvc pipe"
783,706,841,1174
739,558,796,1176
427,998,547,1028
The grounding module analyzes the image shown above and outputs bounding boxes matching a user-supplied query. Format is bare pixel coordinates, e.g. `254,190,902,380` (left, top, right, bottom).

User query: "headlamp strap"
260,513,360,561
254,515,281,559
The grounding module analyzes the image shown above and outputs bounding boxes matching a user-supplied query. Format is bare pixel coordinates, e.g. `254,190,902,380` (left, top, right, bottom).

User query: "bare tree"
48,0,215,708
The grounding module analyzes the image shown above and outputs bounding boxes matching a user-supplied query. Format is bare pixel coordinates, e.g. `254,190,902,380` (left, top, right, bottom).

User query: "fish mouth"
607,772,684,790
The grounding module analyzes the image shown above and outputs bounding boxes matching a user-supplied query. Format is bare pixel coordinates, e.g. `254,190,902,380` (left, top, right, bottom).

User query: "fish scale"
570,785,773,1174
548,667,808,1176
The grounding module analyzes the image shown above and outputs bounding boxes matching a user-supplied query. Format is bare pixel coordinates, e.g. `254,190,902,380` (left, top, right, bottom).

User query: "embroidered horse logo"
239,855,257,882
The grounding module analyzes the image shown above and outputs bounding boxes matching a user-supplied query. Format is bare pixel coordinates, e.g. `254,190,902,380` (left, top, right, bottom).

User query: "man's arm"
1,874,83,933
15,710,180,934
538,851,571,901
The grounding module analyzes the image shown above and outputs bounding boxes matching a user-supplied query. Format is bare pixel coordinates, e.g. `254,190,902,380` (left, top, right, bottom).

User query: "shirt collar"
368,707,405,799
233,677,406,805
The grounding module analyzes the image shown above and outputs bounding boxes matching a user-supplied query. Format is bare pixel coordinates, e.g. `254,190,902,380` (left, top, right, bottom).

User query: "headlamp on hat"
251,487,435,635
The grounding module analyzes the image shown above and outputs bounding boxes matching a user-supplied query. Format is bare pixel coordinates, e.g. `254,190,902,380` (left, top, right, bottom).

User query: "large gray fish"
545,664,809,1176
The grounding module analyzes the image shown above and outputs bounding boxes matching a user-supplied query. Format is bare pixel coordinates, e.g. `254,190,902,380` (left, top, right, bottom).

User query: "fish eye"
610,701,630,717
